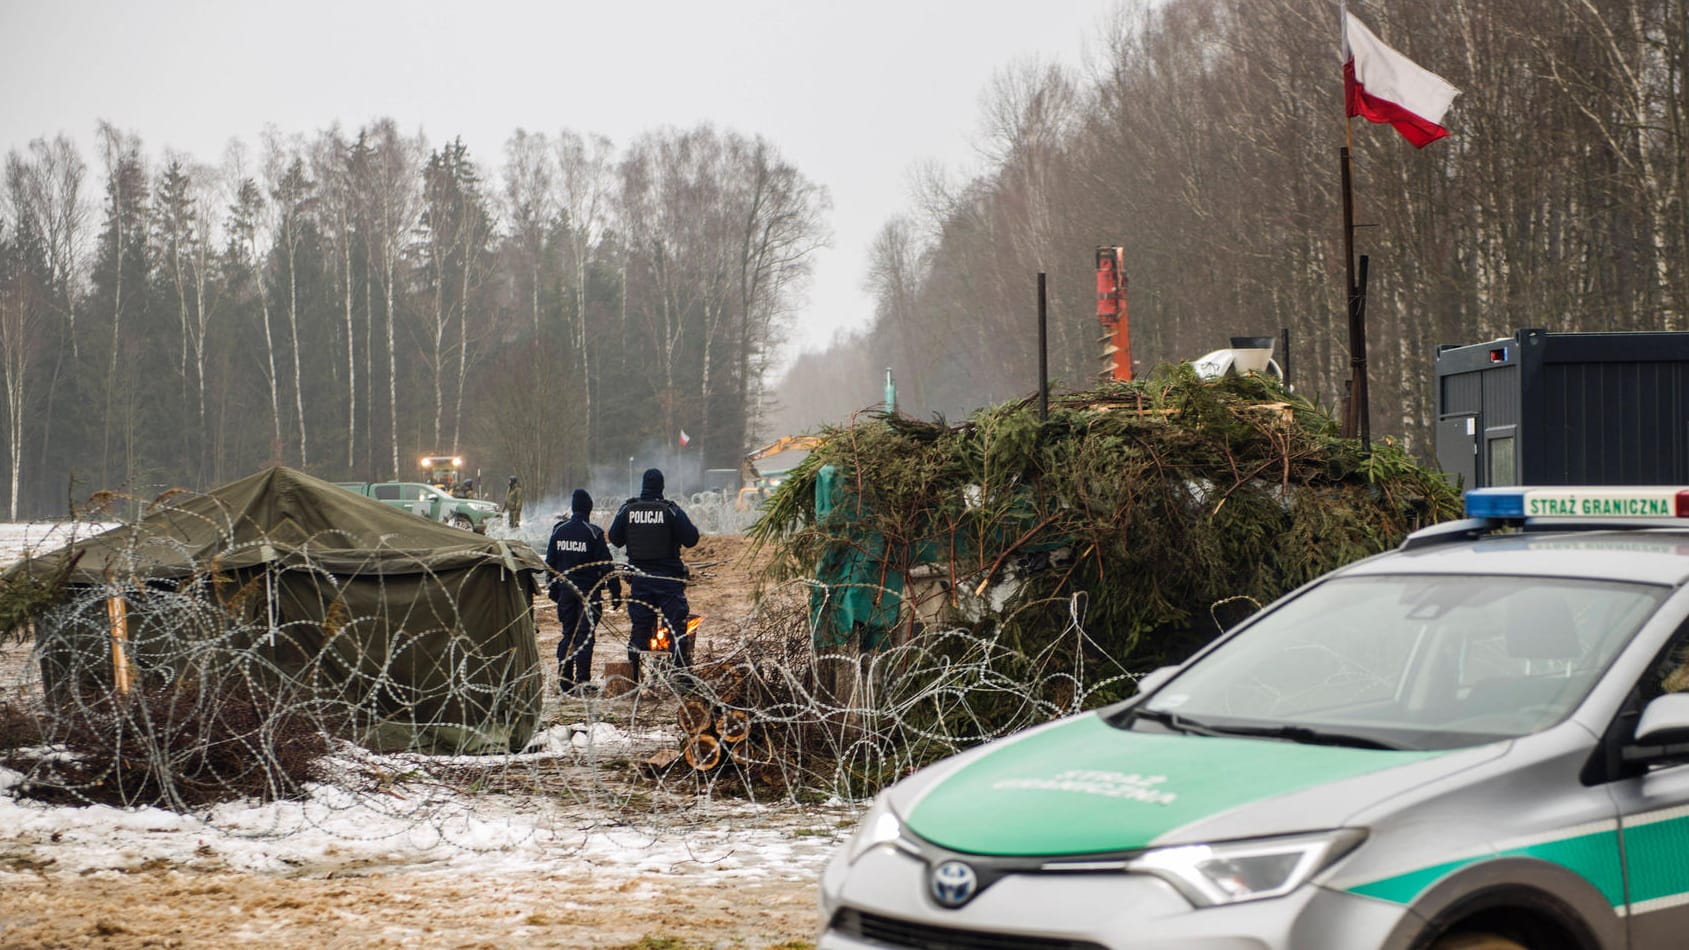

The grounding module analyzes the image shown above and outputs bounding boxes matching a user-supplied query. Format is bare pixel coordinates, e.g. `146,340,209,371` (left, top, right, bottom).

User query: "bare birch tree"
312,128,361,470
554,130,615,458
227,175,283,459
263,131,316,466
365,120,424,479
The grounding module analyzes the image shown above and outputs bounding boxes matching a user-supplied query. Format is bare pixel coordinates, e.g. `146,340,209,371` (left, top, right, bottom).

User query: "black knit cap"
641,468,664,493
571,489,593,514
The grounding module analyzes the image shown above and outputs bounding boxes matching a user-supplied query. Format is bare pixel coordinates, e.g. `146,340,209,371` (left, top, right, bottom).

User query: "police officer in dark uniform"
608,468,700,682
545,489,622,695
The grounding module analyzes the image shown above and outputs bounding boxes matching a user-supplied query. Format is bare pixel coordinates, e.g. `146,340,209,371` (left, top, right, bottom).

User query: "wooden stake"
107,596,132,697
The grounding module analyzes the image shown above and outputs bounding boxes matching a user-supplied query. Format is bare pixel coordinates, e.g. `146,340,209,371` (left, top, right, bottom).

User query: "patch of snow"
0,772,851,881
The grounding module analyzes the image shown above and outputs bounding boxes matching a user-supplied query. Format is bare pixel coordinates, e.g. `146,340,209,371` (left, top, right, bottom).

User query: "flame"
648,615,703,651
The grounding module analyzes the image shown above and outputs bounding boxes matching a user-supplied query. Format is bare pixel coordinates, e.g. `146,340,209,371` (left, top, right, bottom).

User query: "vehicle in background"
335,480,499,533
737,435,821,511
419,456,473,495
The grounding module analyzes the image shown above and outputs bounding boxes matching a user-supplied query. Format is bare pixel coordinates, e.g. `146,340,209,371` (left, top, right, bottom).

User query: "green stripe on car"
1348,825,1625,907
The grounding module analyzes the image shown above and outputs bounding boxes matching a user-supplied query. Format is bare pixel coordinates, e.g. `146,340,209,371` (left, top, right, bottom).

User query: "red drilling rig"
1095,246,1132,382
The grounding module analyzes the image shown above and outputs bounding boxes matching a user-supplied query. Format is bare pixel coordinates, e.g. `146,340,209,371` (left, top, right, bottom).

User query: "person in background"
608,468,700,683
505,475,523,528
545,489,622,695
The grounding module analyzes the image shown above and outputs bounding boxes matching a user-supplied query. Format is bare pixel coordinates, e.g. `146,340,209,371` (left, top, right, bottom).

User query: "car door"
1603,616,1689,945
404,484,429,518
421,487,447,522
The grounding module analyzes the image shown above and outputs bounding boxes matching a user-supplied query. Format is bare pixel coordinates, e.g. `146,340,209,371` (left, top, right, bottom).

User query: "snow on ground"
0,756,848,882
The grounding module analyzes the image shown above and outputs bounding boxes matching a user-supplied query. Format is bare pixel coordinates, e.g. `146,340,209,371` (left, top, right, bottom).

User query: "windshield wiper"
1126,709,1400,750
1125,707,1226,736
1188,721,1402,751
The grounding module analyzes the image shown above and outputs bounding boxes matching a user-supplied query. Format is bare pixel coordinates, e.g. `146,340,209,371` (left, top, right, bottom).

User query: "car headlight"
845,794,905,864
1127,829,1365,907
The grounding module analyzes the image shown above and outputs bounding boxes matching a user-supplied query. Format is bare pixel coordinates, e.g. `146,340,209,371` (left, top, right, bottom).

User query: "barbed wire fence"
0,513,1148,857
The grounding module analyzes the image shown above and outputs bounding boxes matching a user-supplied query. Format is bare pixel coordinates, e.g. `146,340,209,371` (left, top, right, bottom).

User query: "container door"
1436,414,1479,490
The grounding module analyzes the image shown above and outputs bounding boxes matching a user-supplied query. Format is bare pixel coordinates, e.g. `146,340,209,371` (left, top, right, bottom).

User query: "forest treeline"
775,0,1687,453
0,119,828,519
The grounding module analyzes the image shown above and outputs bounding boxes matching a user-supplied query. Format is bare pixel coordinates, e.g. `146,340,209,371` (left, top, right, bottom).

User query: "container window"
1487,433,1516,486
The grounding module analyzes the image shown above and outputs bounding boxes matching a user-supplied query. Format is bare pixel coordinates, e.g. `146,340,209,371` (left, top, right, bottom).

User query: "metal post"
628,456,635,498
1356,255,1371,449
1279,327,1292,388
1037,272,1049,421
1340,146,1360,439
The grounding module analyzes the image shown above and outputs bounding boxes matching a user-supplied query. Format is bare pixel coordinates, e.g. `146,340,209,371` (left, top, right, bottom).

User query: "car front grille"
830,908,1108,950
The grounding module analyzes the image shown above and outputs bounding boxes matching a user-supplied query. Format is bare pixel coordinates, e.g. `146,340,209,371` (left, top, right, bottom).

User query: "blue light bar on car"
1465,487,1689,520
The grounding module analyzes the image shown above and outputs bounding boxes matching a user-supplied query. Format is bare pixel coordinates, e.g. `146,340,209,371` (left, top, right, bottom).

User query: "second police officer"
545,489,622,695
608,467,700,683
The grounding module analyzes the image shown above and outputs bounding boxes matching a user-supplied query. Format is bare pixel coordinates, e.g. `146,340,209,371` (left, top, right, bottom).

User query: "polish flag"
679,430,691,447
1343,9,1459,148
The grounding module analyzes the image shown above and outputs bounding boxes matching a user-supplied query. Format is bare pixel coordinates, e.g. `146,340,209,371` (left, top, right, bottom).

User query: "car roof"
1342,527,1689,587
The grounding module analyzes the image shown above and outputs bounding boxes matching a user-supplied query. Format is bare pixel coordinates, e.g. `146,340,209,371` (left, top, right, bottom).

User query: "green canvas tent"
13,466,547,754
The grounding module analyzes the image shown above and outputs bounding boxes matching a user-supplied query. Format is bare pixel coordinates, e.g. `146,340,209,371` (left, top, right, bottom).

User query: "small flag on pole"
1342,8,1459,147
679,429,691,447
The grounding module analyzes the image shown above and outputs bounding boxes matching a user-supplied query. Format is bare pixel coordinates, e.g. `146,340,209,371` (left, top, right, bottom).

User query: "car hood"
897,712,1483,857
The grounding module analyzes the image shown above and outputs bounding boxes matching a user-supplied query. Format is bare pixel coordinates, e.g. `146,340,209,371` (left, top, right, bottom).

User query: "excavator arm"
737,435,823,511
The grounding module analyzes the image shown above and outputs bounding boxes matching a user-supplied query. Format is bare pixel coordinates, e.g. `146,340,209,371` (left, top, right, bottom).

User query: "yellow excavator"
736,435,822,511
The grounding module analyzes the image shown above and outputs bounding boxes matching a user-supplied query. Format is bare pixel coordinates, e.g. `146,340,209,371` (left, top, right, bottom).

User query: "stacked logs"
676,695,755,771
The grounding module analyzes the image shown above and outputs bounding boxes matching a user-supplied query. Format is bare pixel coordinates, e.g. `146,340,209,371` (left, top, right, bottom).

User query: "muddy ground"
0,533,836,950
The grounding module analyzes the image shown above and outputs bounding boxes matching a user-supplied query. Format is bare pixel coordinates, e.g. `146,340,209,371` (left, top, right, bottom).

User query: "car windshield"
1127,573,1667,750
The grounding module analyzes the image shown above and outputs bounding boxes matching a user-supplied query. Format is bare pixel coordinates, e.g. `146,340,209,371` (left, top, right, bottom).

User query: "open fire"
648,614,703,651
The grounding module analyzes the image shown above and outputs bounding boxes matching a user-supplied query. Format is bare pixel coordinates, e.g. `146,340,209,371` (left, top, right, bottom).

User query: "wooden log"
716,708,752,744
603,661,637,697
683,732,724,771
677,697,715,736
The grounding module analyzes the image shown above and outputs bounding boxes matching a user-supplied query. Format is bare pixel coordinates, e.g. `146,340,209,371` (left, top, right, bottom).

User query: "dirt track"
0,534,831,950
0,861,820,949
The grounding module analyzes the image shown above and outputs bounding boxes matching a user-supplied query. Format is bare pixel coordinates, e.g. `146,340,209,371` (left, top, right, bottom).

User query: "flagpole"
1339,4,1457,450
1340,112,1372,447
1341,141,1359,441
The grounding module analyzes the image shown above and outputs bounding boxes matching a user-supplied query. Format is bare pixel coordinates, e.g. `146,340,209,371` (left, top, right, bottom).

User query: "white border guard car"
820,486,1689,949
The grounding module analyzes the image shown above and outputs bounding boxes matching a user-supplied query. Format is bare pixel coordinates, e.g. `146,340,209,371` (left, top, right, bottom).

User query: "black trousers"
556,599,600,688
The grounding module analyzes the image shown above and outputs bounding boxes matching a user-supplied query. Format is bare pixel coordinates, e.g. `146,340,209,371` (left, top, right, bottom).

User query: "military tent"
12,466,547,754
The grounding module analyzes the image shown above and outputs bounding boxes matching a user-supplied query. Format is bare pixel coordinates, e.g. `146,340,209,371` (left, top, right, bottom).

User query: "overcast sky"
1,0,1118,366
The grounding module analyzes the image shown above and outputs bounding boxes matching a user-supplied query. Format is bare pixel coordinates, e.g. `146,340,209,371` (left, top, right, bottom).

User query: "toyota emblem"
930,860,978,908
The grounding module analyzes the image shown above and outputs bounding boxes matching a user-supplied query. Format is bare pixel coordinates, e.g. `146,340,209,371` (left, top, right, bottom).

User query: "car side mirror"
1635,694,1689,745
1622,694,1689,767
1135,666,1178,696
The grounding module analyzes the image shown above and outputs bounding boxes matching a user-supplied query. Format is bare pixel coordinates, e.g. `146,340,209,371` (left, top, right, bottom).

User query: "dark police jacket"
608,491,700,581
545,514,621,606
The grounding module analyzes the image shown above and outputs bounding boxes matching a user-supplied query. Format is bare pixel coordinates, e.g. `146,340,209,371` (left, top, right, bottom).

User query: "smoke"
487,438,757,546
